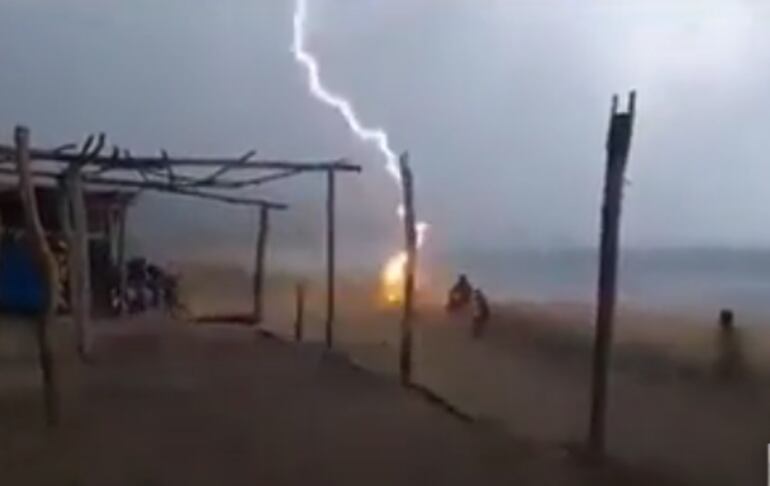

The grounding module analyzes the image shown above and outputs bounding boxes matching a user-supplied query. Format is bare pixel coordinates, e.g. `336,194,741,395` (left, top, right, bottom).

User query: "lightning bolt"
291,0,428,246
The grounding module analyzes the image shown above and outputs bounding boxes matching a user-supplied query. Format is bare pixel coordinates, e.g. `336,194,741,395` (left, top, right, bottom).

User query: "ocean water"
448,248,770,318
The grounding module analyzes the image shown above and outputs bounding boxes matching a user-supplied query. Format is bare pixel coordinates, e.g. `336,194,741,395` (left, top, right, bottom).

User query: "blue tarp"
0,239,46,314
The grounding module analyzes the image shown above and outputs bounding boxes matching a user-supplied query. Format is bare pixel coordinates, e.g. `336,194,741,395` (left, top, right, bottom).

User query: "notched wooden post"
587,91,637,456
399,152,418,385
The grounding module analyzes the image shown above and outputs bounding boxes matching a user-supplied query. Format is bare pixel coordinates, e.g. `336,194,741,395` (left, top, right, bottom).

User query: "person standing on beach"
471,288,490,338
715,309,745,382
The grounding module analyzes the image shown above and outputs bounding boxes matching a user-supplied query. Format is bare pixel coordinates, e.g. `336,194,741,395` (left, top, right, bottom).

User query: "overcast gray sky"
2,0,770,268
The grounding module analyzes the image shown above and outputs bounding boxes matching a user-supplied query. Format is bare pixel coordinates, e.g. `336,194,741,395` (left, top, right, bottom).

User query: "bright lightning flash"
292,0,429,304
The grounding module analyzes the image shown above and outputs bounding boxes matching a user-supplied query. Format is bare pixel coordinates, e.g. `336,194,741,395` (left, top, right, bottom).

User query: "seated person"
447,274,473,311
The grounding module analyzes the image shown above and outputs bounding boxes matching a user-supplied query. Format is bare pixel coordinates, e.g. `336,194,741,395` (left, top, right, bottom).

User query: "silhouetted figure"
447,274,472,312
715,308,745,382
162,273,180,316
126,257,148,313
471,288,490,338
147,264,162,308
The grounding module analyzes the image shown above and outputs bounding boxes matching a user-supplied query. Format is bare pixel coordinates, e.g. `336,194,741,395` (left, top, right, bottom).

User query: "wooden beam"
588,91,637,456
399,152,418,385
0,145,361,172
325,169,336,350
199,169,304,189
81,177,289,209
0,167,288,209
252,205,270,324
14,126,61,427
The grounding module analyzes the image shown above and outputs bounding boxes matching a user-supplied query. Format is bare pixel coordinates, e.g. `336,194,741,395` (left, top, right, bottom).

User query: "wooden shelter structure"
0,125,361,425
0,185,135,315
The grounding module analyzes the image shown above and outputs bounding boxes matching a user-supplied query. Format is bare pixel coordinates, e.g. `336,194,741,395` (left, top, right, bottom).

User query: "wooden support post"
116,207,127,315
66,167,91,359
294,282,305,342
15,126,61,427
399,152,418,385
325,169,336,350
253,205,270,324
57,181,76,318
588,92,636,456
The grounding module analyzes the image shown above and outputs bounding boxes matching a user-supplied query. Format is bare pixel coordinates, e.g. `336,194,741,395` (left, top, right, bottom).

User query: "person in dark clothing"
147,264,162,308
447,274,473,312
471,288,491,338
126,258,148,313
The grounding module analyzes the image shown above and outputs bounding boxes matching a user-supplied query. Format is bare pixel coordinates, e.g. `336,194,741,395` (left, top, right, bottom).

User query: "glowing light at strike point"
292,0,428,304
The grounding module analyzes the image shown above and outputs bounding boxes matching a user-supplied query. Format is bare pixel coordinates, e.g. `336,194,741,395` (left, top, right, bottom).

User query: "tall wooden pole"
67,167,91,359
57,181,76,319
15,126,61,426
399,152,418,385
253,205,270,324
588,91,636,456
116,207,127,315
325,169,336,350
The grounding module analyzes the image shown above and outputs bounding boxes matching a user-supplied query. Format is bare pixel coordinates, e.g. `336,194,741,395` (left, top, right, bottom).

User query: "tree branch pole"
15,126,61,427
588,91,637,457
399,152,418,385
252,205,270,324
325,169,336,350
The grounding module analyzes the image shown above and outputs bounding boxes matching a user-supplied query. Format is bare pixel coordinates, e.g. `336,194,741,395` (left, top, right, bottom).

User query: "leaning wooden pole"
253,205,270,324
588,91,637,456
399,152,418,385
325,169,336,350
15,126,61,426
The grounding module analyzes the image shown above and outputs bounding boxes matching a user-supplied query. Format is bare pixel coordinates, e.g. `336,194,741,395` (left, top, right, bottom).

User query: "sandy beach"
2,313,698,485
179,265,770,485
